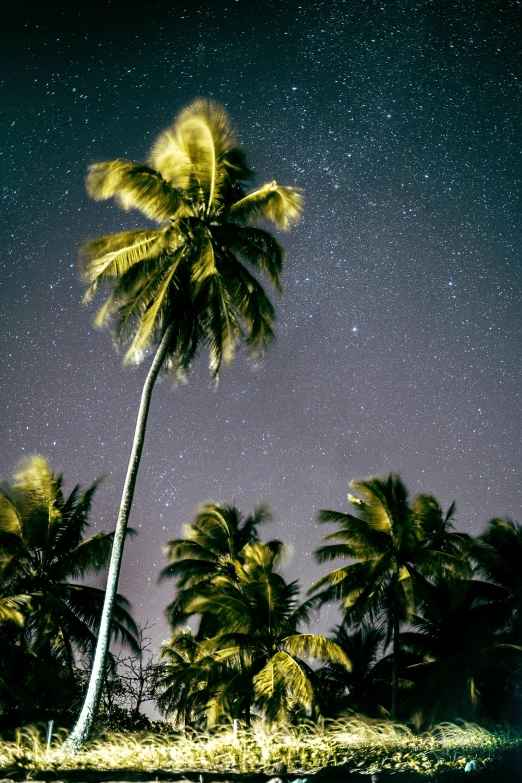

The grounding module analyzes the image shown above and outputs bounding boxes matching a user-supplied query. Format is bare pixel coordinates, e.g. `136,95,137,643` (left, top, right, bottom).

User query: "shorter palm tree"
412,495,471,559
400,578,522,727
311,474,471,719
156,630,212,728
0,456,138,724
472,517,522,643
184,541,351,725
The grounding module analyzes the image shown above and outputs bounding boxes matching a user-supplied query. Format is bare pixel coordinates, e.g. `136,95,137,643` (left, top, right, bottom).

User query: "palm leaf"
0,593,31,626
228,181,303,230
283,633,352,669
215,224,284,292
80,229,164,300
0,494,22,537
123,257,182,362
254,650,314,707
86,160,185,221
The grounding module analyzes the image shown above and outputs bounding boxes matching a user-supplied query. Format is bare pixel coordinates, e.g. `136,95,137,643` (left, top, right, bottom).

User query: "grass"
1,719,521,778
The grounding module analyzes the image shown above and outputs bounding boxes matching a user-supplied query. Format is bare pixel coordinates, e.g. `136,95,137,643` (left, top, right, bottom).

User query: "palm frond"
220,258,276,359
190,236,218,290
228,181,303,230
254,650,314,708
80,229,164,301
13,455,61,532
123,257,182,362
0,593,31,626
201,274,242,377
49,531,114,581
215,224,284,292
86,160,185,221
0,494,22,537
283,633,352,669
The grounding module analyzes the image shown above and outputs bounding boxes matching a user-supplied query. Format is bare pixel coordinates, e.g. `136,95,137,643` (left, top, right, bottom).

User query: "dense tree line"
1,456,520,733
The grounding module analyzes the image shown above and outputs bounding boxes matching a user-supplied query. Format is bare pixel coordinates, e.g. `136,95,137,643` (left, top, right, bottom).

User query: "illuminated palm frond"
80,229,164,300
283,633,352,669
0,593,31,626
228,181,303,230
87,160,186,221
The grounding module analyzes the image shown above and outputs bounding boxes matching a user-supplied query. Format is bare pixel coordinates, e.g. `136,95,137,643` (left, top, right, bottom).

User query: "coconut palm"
184,541,351,725
310,474,471,719
0,455,138,726
400,577,522,727
160,502,281,635
68,99,303,747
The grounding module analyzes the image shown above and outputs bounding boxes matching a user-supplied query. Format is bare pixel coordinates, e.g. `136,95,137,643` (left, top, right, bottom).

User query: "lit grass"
1,719,521,778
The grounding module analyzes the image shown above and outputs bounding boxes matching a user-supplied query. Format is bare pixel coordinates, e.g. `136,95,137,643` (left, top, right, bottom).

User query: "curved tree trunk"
65,325,174,750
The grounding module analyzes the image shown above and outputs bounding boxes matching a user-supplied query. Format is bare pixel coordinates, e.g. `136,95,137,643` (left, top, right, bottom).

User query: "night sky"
2,0,521,651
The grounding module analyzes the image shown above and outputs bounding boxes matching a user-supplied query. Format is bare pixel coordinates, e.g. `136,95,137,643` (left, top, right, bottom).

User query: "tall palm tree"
184,541,351,725
160,502,281,634
68,99,303,747
310,474,471,720
0,455,137,725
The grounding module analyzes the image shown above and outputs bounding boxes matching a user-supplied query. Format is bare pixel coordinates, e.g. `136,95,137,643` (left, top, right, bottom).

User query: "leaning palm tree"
67,99,303,747
160,501,281,635
310,474,471,719
185,541,351,725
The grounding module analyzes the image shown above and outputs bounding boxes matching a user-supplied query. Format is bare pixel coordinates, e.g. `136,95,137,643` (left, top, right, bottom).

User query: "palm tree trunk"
65,324,174,750
391,610,400,721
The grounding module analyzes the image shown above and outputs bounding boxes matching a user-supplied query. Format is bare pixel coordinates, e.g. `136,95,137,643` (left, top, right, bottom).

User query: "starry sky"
2,0,521,651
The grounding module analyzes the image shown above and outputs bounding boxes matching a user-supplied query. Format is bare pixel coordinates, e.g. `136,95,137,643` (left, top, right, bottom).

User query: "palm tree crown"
159,501,281,633
82,98,303,379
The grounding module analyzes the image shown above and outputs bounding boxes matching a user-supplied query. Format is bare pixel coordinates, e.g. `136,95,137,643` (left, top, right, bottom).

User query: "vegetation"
0,456,137,730
1,459,520,750
309,475,472,719
69,98,303,747
3,97,520,776
159,538,350,726
1,720,521,779
1,460,521,742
